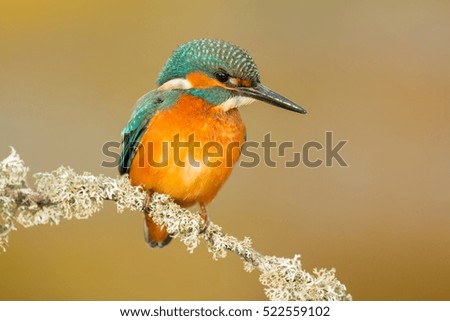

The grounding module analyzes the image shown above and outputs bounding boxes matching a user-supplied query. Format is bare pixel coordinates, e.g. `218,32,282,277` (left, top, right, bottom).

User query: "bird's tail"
143,215,172,248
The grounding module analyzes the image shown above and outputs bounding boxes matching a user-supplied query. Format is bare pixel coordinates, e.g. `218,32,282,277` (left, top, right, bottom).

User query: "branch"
0,148,351,301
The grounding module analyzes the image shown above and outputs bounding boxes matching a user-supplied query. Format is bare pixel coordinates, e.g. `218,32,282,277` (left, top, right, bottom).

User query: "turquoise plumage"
157,38,260,86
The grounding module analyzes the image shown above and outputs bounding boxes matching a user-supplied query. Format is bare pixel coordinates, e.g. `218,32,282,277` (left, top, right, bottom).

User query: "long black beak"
237,83,307,114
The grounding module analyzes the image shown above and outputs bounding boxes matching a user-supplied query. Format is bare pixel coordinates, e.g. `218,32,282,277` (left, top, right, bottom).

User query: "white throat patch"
218,96,256,112
157,78,193,91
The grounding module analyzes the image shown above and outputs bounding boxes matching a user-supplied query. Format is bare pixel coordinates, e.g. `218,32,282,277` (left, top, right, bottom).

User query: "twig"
0,147,351,301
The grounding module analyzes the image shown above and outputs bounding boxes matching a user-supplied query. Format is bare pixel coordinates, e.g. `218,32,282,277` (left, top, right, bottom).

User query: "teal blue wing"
119,89,180,175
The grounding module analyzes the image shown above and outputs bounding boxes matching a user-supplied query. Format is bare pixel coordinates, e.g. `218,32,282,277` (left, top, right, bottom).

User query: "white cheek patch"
219,96,256,112
228,77,239,86
157,78,193,91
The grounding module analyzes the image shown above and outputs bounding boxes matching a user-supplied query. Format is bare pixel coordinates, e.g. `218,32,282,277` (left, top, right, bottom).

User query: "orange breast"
129,94,246,206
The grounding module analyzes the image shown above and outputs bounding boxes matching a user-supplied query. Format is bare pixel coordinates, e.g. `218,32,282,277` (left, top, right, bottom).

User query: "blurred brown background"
1,0,449,300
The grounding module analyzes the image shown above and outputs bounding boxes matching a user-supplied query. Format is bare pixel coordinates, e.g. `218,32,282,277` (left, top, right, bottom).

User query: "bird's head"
156,38,306,114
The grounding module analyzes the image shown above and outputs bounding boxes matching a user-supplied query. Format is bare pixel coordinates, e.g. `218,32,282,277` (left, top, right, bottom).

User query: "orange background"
1,1,449,300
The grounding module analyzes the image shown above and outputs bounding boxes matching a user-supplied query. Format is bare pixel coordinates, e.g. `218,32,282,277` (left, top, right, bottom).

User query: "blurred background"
1,0,449,300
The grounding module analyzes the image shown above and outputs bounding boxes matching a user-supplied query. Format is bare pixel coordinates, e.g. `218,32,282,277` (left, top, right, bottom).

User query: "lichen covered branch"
0,148,351,301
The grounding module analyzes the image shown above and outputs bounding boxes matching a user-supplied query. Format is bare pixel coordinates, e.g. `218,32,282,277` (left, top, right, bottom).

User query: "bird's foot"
199,203,209,233
143,192,153,214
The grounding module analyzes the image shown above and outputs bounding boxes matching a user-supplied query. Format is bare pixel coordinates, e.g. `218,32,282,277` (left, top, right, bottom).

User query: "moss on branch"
0,148,351,301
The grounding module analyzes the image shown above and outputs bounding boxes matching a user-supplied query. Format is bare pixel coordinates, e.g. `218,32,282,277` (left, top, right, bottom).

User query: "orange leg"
143,192,152,213
199,203,209,233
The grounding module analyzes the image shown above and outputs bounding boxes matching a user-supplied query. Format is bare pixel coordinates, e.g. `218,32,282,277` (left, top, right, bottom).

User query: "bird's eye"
215,71,229,83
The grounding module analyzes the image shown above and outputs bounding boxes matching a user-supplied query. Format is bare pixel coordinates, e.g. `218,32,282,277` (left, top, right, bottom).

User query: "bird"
119,38,306,248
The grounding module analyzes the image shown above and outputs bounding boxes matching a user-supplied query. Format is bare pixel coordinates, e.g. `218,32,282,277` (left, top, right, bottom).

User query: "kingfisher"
119,38,306,248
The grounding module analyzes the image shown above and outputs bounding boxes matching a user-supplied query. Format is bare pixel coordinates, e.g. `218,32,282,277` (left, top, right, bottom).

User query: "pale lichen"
0,147,27,250
0,148,351,301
